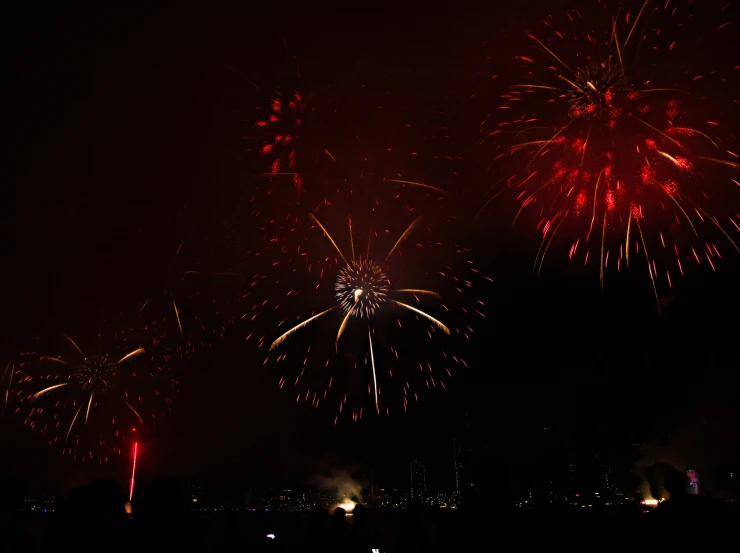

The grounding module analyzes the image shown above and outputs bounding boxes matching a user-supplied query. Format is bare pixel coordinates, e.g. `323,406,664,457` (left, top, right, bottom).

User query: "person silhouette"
338,504,381,553
326,506,348,552
62,483,98,552
89,478,130,553
662,470,691,505
649,468,737,551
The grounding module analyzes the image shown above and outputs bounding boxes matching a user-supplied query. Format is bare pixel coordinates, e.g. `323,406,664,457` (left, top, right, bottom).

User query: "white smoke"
312,467,365,504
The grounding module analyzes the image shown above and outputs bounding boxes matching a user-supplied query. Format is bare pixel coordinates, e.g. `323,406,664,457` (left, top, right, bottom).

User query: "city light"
641,499,659,506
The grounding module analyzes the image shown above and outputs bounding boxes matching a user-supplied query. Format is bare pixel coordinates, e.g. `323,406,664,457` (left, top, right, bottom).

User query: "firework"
14,333,177,463
263,211,487,422
241,163,454,338
480,0,739,300
246,80,341,254
251,88,337,194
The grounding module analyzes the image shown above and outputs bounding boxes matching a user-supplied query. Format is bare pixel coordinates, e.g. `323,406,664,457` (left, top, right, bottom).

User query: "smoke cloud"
312,467,365,504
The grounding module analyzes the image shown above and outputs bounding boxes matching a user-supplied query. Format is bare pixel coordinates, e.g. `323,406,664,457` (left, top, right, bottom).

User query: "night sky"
4,2,739,495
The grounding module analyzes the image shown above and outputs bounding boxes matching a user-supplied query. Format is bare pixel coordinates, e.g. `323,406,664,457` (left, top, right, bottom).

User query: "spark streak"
391,300,450,334
117,348,146,365
270,308,336,350
172,298,183,338
85,392,94,423
129,441,138,501
384,179,447,193
336,309,353,345
309,214,347,263
33,382,70,399
386,217,422,261
392,289,442,298
368,328,378,411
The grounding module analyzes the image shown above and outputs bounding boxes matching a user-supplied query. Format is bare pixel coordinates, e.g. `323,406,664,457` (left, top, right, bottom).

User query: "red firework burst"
251,88,326,193
480,0,739,300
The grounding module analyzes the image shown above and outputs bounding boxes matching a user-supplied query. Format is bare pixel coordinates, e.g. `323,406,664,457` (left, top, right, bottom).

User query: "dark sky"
4,2,740,495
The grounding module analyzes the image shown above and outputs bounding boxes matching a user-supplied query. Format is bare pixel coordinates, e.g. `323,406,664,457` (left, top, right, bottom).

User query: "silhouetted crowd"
2,464,738,552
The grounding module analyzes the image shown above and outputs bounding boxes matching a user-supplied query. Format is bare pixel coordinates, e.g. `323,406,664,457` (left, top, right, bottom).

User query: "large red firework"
480,0,739,299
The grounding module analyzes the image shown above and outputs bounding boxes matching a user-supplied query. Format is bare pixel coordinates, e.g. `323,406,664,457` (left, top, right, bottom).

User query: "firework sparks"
266,213,469,417
14,332,177,463
34,335,145,442
252,88,334,193
481,1,740,297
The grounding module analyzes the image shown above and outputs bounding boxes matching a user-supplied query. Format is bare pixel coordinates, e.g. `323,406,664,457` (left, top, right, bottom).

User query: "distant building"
430,493,449,508
599,455,616,493
410,458,427,500
453,438,463,492
377,488,406,509
259,489,309,512
305,487,337,510
567,450,576,487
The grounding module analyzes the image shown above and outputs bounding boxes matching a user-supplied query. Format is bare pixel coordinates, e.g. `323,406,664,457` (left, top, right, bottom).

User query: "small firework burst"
253,89,314,193
14,332,178,463
335,259,390,319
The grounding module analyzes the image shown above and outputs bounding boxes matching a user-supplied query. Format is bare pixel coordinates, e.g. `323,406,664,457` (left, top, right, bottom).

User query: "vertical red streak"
129,442,138,501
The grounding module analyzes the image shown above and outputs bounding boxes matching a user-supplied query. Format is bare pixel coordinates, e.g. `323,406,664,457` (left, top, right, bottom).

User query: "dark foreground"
2,476,738,552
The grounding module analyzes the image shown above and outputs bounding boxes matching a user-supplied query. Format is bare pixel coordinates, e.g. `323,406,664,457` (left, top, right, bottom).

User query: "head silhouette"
645,462,677,501
331,506,347,524
352,503,367,523
664,469,688,499
91,478,122,519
